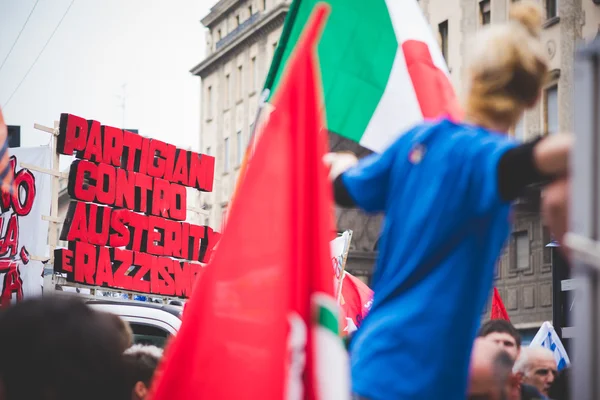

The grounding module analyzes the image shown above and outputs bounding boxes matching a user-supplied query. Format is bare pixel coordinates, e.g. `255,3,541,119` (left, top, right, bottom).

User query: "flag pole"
236,0,304,189
262,0,303,92
336,230,353,303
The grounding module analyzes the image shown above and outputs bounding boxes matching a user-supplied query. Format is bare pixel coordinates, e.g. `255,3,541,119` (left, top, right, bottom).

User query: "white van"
87,299,183,348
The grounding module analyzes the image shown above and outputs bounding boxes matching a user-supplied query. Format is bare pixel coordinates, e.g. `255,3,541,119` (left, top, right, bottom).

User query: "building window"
237,65,243,99
438,20,449,62
263,0,267,11
236,15,240,26
545,85,558,135
225,74,231,107
512,231,530,270
206,146,211,156
236,131,243,165
251,56,257,91
224,137,230,173
248,5,253,16
514,117,524,141
217,29,222,40
546,0,557,19
206,85,212,118
479,0,491,25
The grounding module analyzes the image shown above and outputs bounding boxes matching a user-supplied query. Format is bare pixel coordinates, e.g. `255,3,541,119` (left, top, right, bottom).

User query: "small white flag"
529,321,571,371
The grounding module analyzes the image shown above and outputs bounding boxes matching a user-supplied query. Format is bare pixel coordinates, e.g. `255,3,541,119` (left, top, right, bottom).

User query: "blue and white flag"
529,321,571,371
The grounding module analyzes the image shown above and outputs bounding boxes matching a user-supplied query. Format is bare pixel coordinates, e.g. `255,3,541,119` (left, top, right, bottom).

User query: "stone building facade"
192,0,600,334
191,0,288,229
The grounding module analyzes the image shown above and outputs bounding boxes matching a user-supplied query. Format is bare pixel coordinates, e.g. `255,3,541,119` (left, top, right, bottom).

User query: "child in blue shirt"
326,2,572,399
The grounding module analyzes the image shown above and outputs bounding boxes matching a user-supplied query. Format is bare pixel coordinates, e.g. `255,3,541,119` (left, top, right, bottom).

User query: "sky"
0,0,214,166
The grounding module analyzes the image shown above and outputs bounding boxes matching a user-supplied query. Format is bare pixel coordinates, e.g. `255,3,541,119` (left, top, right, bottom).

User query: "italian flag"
264,0,462,152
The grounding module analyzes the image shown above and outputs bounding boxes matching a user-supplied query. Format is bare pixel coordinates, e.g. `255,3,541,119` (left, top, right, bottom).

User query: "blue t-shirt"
346,119,518,400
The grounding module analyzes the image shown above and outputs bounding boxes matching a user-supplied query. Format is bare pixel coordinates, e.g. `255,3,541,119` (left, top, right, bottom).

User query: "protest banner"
53,114,219,298
0,146,51,306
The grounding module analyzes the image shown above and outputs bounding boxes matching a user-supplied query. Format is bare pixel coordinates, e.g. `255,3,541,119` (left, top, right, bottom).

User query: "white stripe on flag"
360,0,422,152
389,0,449,76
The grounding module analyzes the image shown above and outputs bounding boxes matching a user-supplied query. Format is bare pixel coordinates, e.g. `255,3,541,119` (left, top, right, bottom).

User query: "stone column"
460,0,478,80
559,0,584,134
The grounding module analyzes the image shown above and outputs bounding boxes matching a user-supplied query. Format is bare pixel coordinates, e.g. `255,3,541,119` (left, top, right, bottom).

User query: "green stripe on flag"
265,0,397,143
314,293,340,335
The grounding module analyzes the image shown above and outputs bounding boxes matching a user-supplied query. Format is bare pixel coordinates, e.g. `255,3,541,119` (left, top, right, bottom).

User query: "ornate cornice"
201,0,242,28
191,4,288,78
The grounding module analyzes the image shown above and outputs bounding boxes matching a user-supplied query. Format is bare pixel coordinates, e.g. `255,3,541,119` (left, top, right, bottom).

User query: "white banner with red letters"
0,146,51,306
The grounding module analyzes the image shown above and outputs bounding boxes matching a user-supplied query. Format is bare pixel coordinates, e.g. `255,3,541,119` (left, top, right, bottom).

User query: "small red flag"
491,287,510,321
149,5,336,400
340,272,373,335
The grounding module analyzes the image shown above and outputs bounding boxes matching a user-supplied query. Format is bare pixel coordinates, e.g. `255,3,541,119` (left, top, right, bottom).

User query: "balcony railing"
216,12,261,50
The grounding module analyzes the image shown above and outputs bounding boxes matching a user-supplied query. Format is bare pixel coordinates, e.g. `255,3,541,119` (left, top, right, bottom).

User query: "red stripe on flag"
402,40,463,122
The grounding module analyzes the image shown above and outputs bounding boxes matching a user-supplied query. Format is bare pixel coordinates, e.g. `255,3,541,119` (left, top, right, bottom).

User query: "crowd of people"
0,295,570,400
0,296,163,400
470,320,563,399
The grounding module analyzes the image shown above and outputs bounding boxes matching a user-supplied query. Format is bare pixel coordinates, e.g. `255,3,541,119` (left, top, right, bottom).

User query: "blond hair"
464,1,549,131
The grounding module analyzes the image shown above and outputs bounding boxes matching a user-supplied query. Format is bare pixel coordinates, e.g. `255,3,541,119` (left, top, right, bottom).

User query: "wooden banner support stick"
42,216,62,223
335,230,353,303
32,120,62,269
20,162,68,178
33,123,58,136
46,121,60,267
31,255,51,262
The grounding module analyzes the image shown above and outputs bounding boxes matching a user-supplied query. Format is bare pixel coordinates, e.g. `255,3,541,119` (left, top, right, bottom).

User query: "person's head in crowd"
0,296,129,400
463,0,548,134
123,344,163,400
514,346,557,396
468,338,514,400
478,319,522,361
105,312,134,352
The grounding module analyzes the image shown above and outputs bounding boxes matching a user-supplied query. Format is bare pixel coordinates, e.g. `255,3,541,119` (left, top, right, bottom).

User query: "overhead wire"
0,0,41,74
3,0,75,109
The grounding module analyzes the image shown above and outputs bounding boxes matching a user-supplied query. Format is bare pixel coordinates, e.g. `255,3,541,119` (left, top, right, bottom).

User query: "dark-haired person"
0,297,129,400
123,345,163,400
478,320,545,400
478,320,521,361
325,2,571,399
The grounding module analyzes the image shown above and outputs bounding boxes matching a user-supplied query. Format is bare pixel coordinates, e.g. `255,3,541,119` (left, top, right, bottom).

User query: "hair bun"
509,0,543,38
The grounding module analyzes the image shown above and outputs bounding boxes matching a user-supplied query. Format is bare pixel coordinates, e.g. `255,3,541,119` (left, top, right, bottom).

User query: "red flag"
150,5,335,400
491,287,510,321
340,272,373,335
